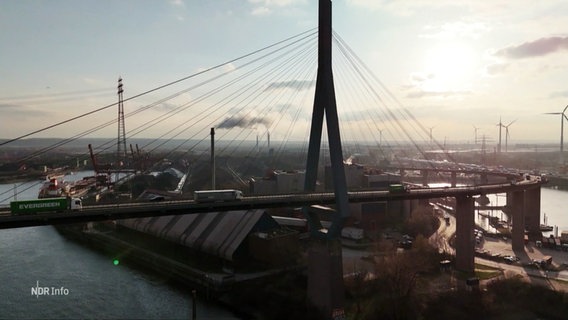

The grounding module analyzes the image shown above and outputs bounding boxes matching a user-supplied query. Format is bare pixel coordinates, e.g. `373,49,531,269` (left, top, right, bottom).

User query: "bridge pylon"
303,1,349,238
303,0,348,318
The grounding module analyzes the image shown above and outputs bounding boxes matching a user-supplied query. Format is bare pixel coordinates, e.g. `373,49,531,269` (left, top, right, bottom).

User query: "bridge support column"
307,239,345,319
455,195,475,273
510,190,525,251
505,192,513,224
421,170,429,186
417,198,430,208
524,187,541,237
450,171,457,187
480,173,488,185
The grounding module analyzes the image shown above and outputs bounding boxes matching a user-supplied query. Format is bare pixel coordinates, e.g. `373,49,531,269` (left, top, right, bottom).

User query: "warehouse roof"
118,209,277,261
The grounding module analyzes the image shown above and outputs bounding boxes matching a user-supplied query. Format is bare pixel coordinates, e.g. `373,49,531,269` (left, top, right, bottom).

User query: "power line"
0,28,317,148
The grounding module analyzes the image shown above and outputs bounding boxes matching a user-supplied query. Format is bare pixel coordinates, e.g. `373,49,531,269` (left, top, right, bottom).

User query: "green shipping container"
10,198,68,215
388,184,407,193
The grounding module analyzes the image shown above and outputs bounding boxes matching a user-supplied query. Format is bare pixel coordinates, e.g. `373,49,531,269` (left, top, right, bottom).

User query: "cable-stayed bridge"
0,1,548,317
0,181,541,230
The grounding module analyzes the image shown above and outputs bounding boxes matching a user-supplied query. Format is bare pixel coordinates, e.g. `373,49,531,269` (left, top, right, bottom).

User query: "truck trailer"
193,190,243,203
10,197,82,215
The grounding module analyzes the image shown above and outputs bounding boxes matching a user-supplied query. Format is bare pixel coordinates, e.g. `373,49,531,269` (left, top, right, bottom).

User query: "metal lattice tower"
116,77,127,168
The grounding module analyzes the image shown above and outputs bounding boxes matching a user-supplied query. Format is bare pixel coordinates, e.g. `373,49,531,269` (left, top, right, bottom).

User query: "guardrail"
0,180,544,230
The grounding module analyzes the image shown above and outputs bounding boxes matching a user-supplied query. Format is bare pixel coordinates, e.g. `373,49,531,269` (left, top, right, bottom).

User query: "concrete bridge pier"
455,195,475,273
450,171,457,187
510,190,526,251
480,173,488,185
307,239,345,318
524,187,541,236
421,170,429,186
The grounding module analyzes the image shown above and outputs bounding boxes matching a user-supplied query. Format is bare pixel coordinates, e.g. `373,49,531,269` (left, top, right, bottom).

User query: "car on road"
399,239,413,250
503,255,519,264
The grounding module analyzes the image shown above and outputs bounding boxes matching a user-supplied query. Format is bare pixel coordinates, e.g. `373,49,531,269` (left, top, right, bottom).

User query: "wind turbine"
472,125,479,144
428,126,436,143
481,134,488,165
544,105,568,154
503,119,516,152
496,117,503,153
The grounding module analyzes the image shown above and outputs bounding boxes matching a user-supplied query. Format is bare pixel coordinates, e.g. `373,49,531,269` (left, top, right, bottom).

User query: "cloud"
405,90,471,99
420,21,490,40
345,0,384,10
270,103,311,121
249,0,305,6
485,63,510,75
550,90,568,99
265,80,315,91
409,72,435,84
248,0,307,16
169,0,186,21
493,36,568,59
339,108,384,122
251,6,271,16
218,114,272,129
346,0,542,18
0,103,18,110
345,0,467,16
170,0,184,7
0,103,51,118
153,102,178,112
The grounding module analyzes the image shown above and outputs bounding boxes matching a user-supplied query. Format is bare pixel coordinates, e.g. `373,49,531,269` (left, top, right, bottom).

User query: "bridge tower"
116,77,127,169
303,0,349,317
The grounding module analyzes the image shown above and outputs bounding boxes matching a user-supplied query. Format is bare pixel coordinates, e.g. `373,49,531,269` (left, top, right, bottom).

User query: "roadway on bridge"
0,181,543,229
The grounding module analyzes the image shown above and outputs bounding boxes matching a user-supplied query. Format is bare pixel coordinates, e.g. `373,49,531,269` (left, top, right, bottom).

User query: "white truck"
193,189,243,203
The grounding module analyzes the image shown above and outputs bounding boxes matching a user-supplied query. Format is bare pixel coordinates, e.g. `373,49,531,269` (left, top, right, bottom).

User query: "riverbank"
54,222,307,318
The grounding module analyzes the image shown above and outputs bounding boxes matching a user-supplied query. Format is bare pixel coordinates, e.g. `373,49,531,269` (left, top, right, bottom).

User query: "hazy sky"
1,0,568,145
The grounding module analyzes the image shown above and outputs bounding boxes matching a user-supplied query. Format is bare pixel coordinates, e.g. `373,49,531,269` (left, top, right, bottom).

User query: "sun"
420,43,476,92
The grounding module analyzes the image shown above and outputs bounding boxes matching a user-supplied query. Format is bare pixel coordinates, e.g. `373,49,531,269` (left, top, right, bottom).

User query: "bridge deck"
0,181,542,229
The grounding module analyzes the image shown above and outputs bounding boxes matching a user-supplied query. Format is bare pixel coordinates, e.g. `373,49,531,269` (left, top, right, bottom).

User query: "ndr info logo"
31,281,70,298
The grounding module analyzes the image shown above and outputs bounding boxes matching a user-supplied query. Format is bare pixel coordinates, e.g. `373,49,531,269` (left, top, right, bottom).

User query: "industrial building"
249,170,307,194
324,164,421,234
324,164,402,190
247,164,422,237
117,209,299,265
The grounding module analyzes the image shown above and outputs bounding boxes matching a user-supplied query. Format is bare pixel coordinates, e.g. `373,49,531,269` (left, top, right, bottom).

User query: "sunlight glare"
420,44,476,92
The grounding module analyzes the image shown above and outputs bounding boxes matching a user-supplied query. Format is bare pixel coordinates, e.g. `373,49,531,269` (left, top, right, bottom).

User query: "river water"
475,188,568,236
426,182,568,235
0,172,239,320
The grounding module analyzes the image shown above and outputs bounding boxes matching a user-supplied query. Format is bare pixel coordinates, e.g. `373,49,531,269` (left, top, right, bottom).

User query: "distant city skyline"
1,0,568,145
